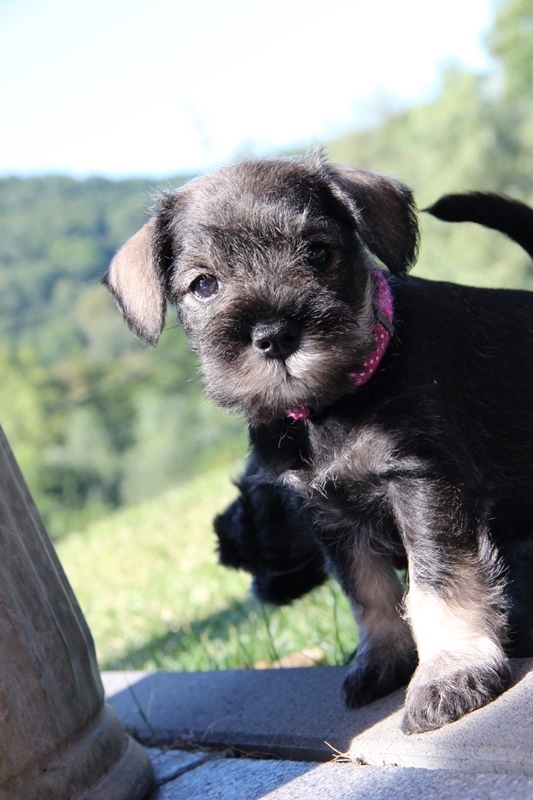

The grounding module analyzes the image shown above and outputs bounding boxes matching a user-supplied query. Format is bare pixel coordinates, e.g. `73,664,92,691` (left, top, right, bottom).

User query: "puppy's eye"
307,242,331,268
190,274,219,299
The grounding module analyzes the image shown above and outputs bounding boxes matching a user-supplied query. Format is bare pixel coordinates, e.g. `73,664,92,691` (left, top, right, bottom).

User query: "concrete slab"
103,665,391,760
145,747,214,788
149,753,315,800
348,659,533,776
146,750,533,800
102,659,533,775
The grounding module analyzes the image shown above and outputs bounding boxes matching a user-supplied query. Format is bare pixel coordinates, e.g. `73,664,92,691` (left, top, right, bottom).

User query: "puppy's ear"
328,164,419,276
103,216,167,346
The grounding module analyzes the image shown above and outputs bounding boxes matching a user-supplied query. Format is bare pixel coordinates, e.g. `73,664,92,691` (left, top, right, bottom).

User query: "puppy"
104,153,533,733
214,457,328,605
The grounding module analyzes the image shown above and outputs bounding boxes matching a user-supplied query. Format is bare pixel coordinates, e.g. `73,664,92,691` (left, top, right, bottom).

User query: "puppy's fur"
214,457,328,605
104,154,533,733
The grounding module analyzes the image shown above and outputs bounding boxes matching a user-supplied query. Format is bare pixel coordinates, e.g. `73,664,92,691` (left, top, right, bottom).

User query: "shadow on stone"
104,666,406,762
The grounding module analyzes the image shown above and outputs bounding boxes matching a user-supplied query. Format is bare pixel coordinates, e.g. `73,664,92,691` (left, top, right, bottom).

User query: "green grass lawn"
57,461,357,673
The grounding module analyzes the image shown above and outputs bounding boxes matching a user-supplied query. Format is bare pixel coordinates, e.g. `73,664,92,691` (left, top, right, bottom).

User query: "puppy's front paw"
401,659,512,734
343,646,417,708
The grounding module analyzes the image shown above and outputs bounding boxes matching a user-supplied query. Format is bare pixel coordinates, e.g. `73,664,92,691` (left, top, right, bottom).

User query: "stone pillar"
0,429,153,799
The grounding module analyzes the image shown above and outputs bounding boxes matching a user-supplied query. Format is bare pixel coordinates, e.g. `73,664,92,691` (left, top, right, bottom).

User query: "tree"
488,0,533,99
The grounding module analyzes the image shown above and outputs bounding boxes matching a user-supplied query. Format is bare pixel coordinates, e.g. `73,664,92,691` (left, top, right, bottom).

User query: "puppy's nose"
252,319,300,360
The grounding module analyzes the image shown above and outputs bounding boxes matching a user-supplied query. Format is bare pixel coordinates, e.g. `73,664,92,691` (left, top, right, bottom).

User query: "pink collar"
286,269,394,421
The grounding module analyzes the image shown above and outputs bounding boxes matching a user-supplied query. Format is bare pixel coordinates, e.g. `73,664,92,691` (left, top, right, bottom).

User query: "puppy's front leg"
392,480,512,734
331,549,417,707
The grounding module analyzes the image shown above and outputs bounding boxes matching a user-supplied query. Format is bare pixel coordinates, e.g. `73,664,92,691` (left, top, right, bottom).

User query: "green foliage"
0,346,63,493
488,0,533,99
0,171,247,537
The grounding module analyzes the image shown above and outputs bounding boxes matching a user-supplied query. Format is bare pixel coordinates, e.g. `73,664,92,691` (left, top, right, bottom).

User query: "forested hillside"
0,175,246,536
1,0,531,538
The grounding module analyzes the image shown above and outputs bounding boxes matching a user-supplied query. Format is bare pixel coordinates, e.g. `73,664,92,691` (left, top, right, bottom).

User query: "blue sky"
0,0,496,178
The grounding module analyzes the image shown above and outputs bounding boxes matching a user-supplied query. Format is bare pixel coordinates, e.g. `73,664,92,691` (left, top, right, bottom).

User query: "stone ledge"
102,658,533,775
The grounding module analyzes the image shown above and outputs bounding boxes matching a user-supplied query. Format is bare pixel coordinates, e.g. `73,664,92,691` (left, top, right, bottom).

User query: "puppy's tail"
425,192,533,259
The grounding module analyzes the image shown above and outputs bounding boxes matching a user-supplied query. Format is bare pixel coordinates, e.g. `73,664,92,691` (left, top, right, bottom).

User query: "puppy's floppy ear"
327,164,419,276
103,216,167,346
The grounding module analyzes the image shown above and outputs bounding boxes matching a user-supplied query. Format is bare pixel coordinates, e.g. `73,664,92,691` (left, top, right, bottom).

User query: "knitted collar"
286,269,394,421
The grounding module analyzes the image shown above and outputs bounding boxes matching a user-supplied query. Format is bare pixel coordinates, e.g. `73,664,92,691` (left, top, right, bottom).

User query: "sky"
0,0,496,178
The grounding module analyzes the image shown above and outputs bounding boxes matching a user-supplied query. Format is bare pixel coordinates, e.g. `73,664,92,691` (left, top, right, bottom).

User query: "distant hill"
0,173,246,538
0,173,191,359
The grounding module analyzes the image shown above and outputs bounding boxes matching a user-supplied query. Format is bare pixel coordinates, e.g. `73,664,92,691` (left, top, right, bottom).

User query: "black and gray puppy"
104,153,533,733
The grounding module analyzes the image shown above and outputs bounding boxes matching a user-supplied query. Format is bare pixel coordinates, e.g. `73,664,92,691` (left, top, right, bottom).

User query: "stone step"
103,658,533,775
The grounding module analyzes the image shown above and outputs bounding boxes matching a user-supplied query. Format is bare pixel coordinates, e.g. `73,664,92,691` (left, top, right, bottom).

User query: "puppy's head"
104,153,418,424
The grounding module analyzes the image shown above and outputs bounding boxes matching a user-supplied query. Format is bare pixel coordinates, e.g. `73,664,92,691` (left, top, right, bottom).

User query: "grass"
57,460,357,673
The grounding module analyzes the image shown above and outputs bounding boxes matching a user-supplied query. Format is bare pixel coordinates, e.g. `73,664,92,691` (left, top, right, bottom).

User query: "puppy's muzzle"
252,318,301,360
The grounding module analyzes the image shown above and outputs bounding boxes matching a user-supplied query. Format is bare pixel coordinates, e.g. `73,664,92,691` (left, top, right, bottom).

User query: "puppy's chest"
278,421,401,525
